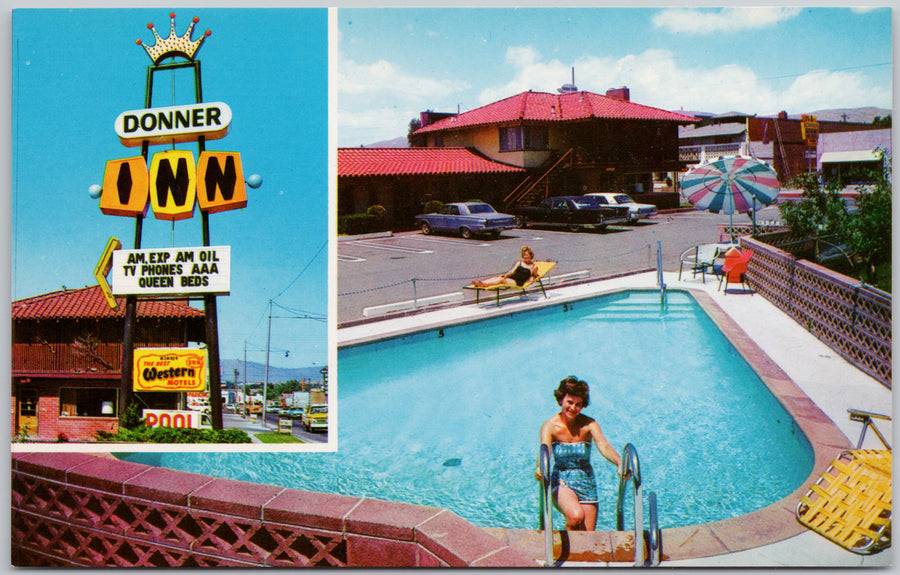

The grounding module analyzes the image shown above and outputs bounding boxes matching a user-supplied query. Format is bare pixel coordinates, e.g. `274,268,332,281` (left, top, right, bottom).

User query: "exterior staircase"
502,148,575,212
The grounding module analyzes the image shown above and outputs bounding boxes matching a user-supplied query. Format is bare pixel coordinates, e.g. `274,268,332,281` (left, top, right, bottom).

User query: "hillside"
219,359,324,385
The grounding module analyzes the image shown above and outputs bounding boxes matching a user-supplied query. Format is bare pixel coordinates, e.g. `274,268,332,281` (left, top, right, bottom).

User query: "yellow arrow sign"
94,237,121,309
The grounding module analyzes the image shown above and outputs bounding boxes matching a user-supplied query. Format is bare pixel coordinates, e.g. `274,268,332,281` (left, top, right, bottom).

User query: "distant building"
679,112,883,182
817,128,891,186
11,286,206,441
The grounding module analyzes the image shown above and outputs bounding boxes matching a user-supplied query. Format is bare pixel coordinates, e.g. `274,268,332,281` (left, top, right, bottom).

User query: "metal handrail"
538,444,554,567
616,443,661,567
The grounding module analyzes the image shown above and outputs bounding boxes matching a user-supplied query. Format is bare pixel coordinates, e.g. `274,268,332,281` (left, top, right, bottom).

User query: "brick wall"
11,452,535,568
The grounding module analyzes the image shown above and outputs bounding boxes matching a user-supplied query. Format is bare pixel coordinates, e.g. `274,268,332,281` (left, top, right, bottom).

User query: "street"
222,411,328,444
337,205,783,322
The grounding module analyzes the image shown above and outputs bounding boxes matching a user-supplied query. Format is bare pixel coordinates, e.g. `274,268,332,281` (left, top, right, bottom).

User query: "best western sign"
100,149,247,220
111,245,230,296
115,102,231,147
134,348,207,392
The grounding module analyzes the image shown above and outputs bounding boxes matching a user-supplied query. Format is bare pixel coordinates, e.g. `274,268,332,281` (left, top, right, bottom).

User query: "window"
499,126,548,152
433,134,444,147
59,387,118,417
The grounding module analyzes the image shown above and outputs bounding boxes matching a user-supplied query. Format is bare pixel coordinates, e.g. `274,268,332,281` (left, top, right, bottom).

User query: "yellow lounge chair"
795,409,892,555
463,260,557,306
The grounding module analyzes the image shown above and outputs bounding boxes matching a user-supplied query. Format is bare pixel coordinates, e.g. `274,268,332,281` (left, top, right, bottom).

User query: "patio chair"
717,249,753,294
679,243,737,282
795,409,892,555
463,260,556,306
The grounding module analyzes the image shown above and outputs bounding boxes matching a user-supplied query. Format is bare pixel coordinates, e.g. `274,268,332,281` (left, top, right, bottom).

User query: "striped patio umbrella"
681,155,780,240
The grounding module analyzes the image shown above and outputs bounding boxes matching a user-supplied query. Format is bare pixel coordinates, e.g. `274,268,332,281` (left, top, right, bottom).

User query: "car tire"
567,223,581,232
515,216,527,229
460,227,473,239
421,222,432,235
489,230,500,239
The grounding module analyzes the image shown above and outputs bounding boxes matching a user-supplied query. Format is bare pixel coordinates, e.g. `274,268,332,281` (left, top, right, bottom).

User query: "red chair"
718,249,753,294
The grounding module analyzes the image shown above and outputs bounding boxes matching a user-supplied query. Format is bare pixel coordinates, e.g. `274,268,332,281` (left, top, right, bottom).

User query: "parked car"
511,196,629,231
287,408,305,419
414,202,516,239
301,404,328,432
585,192,658,223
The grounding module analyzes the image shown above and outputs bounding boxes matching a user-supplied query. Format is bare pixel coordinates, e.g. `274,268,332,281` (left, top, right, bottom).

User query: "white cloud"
338,56,471,145
338,57,469,100
652,7,802,34
477,45,890,117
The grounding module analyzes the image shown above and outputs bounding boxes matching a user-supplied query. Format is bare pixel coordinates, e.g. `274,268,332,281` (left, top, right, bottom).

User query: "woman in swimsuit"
472,245,539,288
534,376,626,531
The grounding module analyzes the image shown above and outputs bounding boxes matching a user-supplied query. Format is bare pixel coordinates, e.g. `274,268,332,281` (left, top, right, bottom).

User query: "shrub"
338,213,381,235
95,426,252,443
423,200,444,214
366,204,386,219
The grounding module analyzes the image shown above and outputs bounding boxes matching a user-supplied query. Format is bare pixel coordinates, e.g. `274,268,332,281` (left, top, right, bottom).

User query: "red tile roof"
338,147,525,178
415,90,698,134
12,285,206,321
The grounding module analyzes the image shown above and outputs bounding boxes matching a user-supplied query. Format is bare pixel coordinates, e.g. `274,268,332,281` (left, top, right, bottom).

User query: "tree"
778,172,848,237
843,152,892,286
779,154,891,290
408,116,424,147
872,115,892,128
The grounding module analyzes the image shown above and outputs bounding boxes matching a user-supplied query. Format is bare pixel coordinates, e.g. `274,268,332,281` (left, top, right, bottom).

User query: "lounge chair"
717,249,753,293
463,260,557,306
795,409,892,555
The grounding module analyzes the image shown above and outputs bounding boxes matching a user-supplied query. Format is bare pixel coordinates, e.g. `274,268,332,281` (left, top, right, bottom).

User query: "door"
18,388,38,436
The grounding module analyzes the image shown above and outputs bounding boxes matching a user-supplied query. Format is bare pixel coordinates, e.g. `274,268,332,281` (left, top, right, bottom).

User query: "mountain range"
218,359,325,385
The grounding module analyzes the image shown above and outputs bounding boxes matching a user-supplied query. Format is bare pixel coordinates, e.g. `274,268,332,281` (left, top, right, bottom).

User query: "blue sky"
338,6,893,146
11,8,329,371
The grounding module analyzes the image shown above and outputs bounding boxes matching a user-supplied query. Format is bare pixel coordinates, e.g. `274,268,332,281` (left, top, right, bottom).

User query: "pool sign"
143,409,203,429
115,102,232,147
134,348,207,392
111,245,230,296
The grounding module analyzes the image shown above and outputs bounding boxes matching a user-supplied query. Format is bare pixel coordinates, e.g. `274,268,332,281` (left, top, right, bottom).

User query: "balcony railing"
679,143,744,163
13,342,122,375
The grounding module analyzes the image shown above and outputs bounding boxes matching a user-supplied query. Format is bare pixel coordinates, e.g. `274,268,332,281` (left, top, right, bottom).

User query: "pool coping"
337,280,853,563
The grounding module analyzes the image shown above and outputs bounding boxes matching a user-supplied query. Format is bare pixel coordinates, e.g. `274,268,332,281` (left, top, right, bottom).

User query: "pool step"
581,300,696,321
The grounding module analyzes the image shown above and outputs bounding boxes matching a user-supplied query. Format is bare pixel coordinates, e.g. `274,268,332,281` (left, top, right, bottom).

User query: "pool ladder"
538,443,661,567
616,443,661,567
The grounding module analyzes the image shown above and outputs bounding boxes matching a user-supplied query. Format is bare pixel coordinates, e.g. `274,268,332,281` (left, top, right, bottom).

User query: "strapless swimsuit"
550,441,598,504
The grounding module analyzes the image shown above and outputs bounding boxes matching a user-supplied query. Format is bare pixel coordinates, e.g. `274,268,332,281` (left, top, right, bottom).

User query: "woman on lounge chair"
472,245,539,288
534,376,627,531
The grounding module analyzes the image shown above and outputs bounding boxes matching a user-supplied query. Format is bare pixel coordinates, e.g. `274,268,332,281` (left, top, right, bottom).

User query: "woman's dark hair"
554,376,590,407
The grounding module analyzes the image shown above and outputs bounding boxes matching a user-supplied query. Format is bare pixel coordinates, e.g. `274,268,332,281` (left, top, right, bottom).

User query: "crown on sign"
136,13,211,64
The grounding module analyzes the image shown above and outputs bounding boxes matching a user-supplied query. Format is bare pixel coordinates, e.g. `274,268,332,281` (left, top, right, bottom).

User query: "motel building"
338,85,697,231
11,285,206,442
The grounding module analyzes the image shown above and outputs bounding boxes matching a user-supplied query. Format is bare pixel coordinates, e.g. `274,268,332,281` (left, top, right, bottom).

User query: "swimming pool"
122,290,814,531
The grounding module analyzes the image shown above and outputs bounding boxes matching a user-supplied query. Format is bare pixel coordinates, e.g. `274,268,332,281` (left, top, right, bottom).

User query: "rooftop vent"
558,67,578,94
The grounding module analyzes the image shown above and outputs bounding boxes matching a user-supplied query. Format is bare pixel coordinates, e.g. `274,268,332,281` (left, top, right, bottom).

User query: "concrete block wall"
11,452,535,568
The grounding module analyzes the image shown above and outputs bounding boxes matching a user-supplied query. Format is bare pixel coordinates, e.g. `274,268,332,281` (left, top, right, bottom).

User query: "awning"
820,150,882,164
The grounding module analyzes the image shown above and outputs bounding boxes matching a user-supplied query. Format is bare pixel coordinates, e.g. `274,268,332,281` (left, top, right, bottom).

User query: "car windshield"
571,197,602,208
613,195,633,204
466,204,496,214
310,406,327,414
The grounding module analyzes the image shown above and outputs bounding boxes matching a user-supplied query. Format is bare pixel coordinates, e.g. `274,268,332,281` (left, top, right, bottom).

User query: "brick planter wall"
11,452,535,568
742,235,892,387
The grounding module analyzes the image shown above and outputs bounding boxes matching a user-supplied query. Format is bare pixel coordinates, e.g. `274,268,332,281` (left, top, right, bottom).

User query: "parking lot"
338,206,782,322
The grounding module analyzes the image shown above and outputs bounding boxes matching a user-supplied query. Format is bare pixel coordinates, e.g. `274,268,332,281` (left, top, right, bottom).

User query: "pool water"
122,290,814,531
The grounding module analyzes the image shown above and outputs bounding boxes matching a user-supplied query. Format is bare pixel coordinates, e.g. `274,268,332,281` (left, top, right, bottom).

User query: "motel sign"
100,149,247,220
